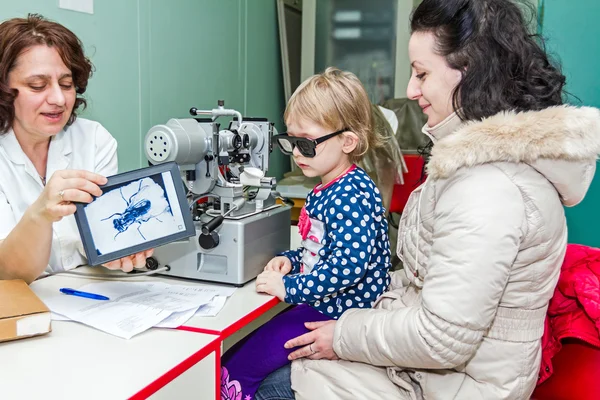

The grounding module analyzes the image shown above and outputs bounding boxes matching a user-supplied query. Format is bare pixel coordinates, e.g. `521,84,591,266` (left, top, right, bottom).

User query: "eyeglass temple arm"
314,129,347,144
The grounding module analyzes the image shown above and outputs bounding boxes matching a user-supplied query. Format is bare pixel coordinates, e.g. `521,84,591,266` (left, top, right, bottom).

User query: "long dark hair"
411,0,566,122
0,14,93,133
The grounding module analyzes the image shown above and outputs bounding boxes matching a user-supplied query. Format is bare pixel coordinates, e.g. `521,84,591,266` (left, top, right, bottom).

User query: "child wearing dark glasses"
220,67,392,400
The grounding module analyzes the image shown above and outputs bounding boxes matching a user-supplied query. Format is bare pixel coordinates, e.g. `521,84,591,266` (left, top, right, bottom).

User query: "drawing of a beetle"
101,179,169,240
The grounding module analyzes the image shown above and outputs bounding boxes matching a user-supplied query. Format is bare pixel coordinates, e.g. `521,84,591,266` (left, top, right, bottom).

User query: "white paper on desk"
184,284,237,298
80,281,216,312
40,281,236,336
151,294,231,327
42,294,171,339
194,295,228,317
154,307,199,328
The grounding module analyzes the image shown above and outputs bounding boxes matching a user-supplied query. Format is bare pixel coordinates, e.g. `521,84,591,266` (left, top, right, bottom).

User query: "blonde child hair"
284,67,386,163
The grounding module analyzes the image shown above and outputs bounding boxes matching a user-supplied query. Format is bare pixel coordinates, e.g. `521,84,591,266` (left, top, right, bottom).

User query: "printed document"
36,281,236,339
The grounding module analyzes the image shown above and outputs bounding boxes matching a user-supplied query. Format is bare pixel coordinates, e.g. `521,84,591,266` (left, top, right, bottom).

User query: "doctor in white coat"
0,14,151,283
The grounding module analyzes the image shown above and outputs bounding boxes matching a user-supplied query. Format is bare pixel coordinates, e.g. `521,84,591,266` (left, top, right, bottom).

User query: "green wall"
0,0,289,179
542,0,600,246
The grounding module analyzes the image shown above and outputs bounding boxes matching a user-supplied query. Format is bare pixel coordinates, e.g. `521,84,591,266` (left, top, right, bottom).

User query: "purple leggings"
220,304,332,400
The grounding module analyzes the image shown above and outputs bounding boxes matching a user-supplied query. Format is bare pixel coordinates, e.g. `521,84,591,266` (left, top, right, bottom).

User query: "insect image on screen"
83,174,182,256
100,179,168,240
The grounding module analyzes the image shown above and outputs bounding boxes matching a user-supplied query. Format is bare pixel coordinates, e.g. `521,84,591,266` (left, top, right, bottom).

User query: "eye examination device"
143,100,291,285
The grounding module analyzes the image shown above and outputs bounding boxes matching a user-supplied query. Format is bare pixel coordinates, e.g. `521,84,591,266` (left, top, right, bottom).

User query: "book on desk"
0,280,51,342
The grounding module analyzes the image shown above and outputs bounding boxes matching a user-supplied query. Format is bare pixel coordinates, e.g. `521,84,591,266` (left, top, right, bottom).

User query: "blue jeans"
254,364,294,400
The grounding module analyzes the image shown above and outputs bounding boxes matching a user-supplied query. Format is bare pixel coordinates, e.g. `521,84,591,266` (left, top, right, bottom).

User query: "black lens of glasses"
296,140,315,157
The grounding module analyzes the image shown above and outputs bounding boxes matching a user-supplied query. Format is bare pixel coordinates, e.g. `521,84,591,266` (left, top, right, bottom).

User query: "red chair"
532,339,600,399
389,154,425,214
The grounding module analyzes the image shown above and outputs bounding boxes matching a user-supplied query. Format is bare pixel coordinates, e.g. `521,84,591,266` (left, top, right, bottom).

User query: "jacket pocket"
386,368,419,400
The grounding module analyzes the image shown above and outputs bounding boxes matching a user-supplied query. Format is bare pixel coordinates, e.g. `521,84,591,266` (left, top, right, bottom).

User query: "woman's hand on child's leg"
264,256,292,275
284,320,339,361
256,270,286,300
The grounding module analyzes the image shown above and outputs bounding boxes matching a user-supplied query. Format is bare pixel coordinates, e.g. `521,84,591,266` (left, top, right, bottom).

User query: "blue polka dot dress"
280,165,392,319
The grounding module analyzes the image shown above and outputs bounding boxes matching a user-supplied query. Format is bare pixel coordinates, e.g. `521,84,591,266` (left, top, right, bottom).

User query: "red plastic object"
532,339,600,400
389,154,425,214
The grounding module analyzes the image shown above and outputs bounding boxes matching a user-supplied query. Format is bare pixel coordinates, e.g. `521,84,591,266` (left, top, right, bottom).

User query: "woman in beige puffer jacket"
288,104,600,399
255,1,600,399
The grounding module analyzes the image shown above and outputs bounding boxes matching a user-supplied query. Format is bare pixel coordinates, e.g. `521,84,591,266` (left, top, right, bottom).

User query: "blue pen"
59,288,110,301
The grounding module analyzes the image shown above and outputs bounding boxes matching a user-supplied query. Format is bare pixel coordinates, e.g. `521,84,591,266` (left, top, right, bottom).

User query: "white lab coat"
0,118,118,274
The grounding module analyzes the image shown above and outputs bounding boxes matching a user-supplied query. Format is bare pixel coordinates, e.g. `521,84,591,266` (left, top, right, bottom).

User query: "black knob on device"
189,107,198,116
145,256,160,270
198,231,220,250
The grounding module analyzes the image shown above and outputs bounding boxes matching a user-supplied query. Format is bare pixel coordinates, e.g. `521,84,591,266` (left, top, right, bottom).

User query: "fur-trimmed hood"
427,105,600,206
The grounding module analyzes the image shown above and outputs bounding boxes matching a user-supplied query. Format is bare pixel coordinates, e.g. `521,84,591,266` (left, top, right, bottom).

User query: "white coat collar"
0,126,73,183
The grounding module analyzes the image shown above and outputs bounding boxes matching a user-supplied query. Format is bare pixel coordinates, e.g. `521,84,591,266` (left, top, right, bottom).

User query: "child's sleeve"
277,204,311,274
282,193,375,304
278,248,303,274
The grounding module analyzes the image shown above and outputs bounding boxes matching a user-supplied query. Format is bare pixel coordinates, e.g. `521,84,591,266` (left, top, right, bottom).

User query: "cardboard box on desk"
0,280,51,342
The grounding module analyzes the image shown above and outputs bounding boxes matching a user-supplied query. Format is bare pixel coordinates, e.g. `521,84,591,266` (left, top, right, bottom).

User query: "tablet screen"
75,162,195,266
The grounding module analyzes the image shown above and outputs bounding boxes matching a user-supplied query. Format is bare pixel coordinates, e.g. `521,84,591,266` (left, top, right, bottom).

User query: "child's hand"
264,256,292,275
256,270,286,301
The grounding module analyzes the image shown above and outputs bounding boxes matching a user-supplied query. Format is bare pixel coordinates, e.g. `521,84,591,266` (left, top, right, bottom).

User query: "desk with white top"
0,318,220,399
0,227,301,399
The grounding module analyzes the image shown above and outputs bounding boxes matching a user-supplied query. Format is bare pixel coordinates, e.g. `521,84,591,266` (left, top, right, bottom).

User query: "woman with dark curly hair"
0,14,152,283
253,1,600,399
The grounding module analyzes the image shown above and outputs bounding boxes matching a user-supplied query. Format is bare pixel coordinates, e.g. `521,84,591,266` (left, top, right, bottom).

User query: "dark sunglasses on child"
273,128,348,158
